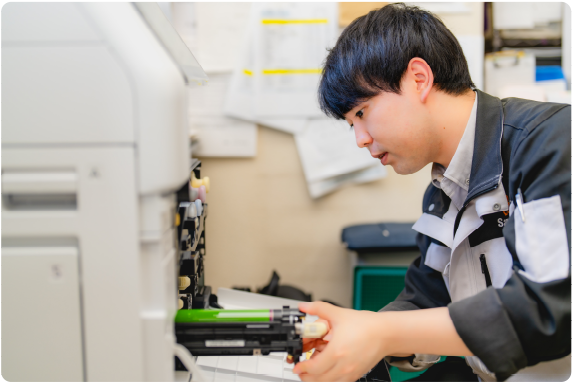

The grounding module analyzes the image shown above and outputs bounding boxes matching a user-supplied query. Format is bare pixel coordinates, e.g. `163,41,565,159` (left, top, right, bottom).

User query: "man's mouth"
373,152,389,165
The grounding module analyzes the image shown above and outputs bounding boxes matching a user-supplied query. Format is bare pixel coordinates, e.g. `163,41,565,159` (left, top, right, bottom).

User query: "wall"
198,2,483,308
200,127,431,308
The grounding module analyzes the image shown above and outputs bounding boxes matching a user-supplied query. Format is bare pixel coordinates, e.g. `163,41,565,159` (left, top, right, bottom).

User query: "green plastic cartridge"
175,307,306,362
175,309,272,323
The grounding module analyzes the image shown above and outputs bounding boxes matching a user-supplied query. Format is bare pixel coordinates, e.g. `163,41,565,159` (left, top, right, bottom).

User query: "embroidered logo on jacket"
469,212,508,247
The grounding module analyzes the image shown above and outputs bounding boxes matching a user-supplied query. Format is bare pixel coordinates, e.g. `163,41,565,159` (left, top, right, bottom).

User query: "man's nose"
354,125,373,148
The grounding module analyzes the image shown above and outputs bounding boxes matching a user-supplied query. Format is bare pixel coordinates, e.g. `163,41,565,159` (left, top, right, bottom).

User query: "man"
290,3,571,382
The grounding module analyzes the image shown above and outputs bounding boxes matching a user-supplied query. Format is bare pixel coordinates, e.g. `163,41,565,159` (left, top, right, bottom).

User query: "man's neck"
428,89,476,168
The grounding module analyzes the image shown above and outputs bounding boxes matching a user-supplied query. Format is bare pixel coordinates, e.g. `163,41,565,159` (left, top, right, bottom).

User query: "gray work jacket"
382,90,571,381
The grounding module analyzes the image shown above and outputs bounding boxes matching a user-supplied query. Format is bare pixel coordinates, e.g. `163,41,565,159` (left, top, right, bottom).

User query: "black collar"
465,90,504,205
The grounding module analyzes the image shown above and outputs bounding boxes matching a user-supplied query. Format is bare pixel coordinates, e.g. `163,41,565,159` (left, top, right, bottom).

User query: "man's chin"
391,162,425,175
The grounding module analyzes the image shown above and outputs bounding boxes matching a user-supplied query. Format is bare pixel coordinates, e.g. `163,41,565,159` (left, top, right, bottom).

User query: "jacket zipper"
479,254,492,288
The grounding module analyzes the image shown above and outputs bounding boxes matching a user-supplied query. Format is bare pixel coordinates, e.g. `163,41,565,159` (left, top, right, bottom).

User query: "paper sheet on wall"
171,3,257,157
222,3,386,194
295,119,387,198
221,12,308,133
223,17,257,122
224,3,338,134
253,3,339,118
224,3,339,122
307,165,387,199
172,3,252,73
456,35,484,90
188,73,257,157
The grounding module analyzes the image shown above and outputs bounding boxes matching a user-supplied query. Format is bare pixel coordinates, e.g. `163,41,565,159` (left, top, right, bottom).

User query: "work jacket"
382,90,571,381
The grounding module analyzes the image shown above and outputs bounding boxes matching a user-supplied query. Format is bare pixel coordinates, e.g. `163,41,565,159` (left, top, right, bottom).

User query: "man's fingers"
299,373,326,382
298,361,346,382
298,301,338,321
302,337,318,347
302,338,328,352
314,342,328,353
302,341,316,353
293,341,336,376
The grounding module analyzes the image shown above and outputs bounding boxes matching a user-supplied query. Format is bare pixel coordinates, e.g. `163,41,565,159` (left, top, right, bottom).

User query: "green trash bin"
353,265,408,311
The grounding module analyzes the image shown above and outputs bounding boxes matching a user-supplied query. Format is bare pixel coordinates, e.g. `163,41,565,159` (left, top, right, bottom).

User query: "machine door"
2,246,84,381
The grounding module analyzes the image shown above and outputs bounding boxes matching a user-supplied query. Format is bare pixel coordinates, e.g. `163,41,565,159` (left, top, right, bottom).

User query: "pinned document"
295,119,387,198
172,3,258,157
188,74,257,157
225,3,339,120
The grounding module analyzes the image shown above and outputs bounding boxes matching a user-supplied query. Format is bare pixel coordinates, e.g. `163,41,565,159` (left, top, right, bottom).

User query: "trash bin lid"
341,222,418,251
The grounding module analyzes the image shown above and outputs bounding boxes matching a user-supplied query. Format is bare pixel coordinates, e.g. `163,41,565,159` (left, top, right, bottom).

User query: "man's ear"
407,57,434,103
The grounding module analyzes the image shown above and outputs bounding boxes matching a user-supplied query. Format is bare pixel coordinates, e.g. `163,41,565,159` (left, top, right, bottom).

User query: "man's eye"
356,110,364,118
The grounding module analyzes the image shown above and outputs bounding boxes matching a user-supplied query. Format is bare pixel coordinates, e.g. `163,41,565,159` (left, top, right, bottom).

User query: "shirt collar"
431,92,478,200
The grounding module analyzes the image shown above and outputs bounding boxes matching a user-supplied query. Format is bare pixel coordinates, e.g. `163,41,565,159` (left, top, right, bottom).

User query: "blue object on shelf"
341,222,418,252
536,66,565,82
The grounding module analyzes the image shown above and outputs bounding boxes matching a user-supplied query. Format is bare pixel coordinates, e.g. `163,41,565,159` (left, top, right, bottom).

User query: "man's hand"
291,303,473,382
292,302,388,382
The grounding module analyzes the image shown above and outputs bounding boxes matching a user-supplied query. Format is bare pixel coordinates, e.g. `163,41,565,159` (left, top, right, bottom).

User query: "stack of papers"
172,3,387,197
295,120,386,198
223,3,387,197
172,3,258,157
190,353,303,382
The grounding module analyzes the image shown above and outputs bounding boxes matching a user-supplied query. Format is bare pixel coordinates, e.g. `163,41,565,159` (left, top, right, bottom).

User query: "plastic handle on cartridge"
295,322,328,338
187,202,197,219
194,200,203,216
179,276,191,290
190,187,199,201
198,185,207,203
191,175,210,193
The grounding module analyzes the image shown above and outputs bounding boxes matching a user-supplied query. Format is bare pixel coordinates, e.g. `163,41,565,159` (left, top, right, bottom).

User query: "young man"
290,3,571,382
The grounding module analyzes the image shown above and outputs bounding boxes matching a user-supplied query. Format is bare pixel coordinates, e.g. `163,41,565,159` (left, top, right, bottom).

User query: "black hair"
318,3,475,119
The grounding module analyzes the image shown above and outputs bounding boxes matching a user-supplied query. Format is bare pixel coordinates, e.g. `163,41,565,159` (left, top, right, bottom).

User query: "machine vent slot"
2,170,78,211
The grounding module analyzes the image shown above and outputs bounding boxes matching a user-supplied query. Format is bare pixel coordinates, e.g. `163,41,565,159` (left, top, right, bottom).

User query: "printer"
1,3,207,381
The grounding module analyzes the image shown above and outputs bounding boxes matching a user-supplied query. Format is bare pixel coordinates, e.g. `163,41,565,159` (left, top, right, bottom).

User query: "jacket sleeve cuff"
385,354,441,372
378,300,420,312
448,287,528,381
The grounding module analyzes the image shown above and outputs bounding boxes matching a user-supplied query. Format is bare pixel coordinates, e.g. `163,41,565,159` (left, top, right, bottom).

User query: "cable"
173,343,206,382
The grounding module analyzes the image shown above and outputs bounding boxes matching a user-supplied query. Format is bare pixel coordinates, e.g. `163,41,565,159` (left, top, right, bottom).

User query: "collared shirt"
431,92,478,210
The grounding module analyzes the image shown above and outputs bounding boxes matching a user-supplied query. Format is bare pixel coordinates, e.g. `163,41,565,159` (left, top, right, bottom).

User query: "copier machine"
2,3,208,381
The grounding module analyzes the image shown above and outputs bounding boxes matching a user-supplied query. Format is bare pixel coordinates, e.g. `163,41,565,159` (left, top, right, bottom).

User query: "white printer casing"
1,3,207,381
